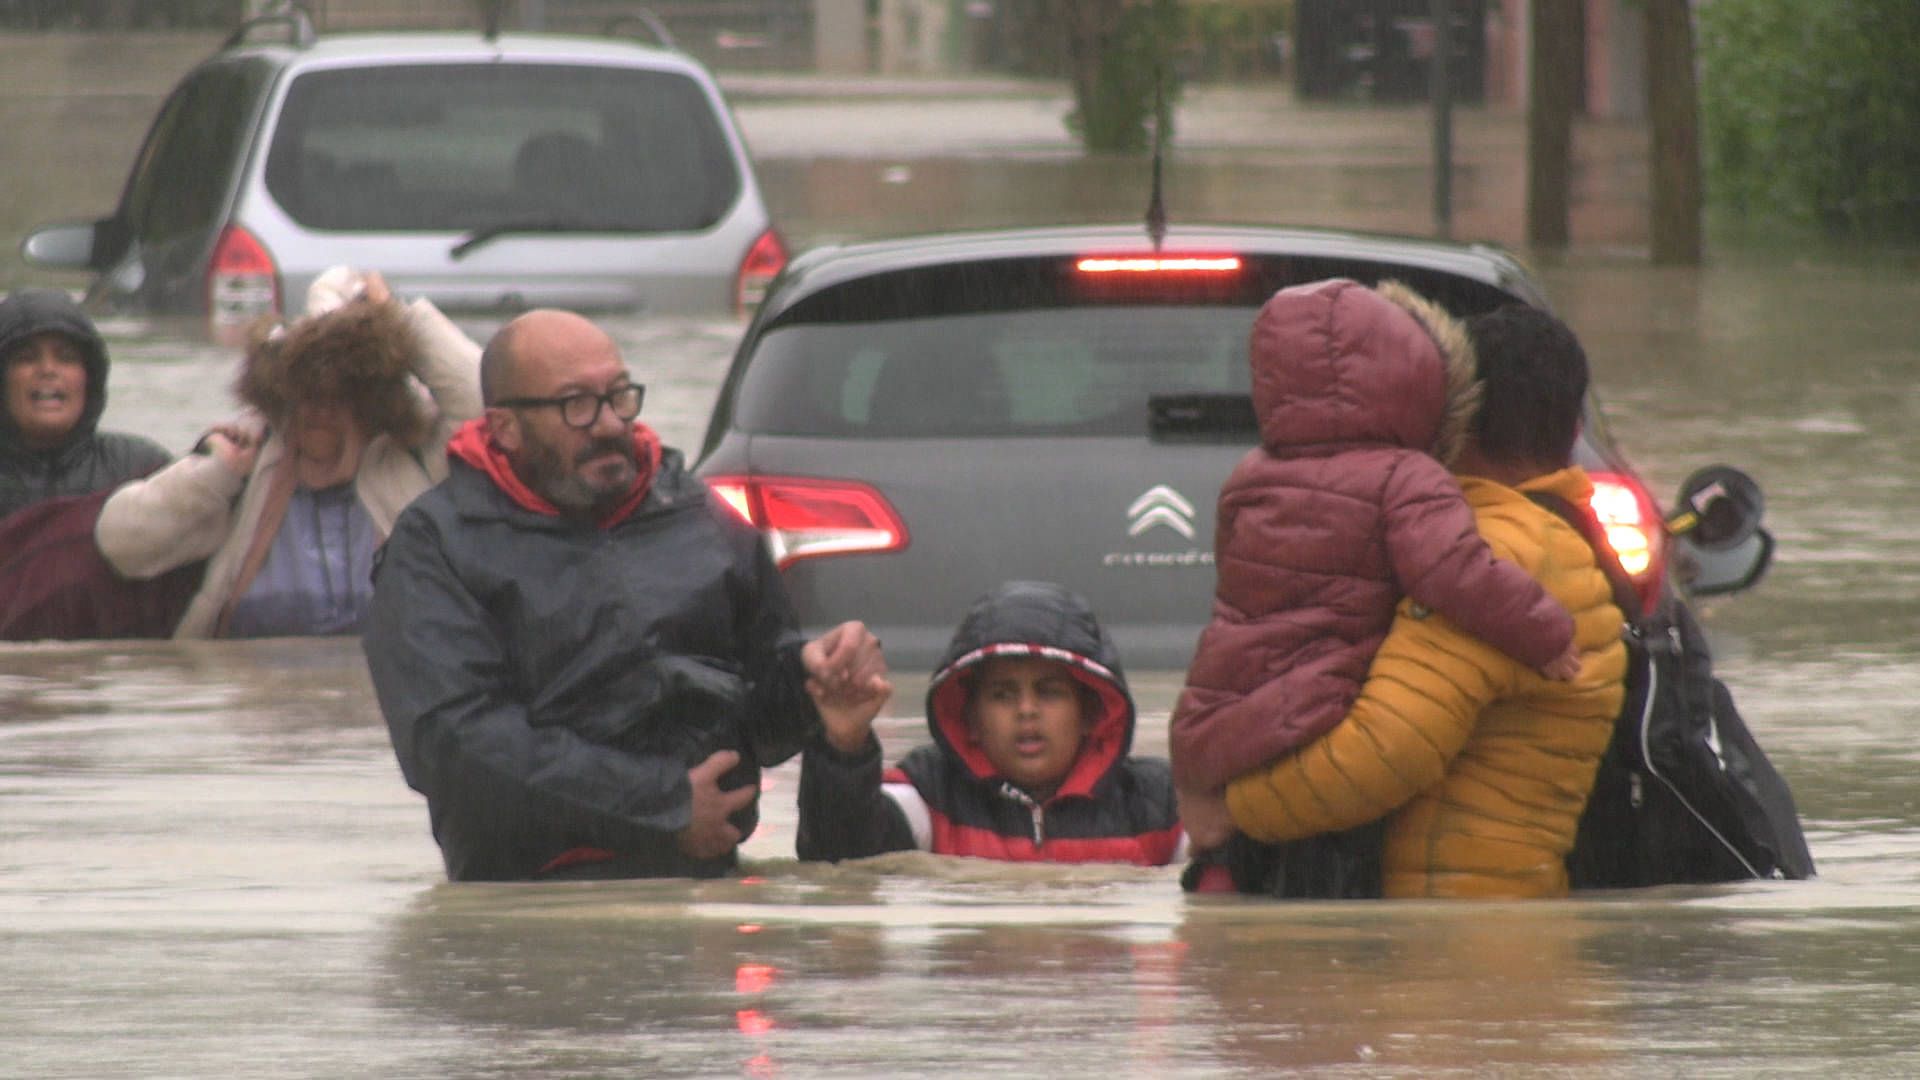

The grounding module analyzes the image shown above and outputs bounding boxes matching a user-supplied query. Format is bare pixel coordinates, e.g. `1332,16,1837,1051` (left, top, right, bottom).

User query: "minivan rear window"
731,306,1257,438
264,63,739,233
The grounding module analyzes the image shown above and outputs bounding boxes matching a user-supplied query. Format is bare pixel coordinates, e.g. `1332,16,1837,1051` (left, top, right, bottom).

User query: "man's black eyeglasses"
496,384,645,429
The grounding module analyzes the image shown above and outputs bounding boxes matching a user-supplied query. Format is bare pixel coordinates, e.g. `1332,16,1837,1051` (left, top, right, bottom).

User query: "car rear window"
264,63,739,233
728,254,1527,439
732,306,1256,438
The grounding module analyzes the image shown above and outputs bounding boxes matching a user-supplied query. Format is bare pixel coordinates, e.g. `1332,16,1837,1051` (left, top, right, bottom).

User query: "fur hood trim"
1373,279,1481,466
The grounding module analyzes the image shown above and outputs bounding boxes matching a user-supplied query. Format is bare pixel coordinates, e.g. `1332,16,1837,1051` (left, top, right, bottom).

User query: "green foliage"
1180,0,1293,82
1699,0,1920,239
1064,0,1185,154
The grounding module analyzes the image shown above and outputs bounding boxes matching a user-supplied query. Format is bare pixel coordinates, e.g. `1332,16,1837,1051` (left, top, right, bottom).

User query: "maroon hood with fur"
1170,278,1542,793
1249,277,1477,465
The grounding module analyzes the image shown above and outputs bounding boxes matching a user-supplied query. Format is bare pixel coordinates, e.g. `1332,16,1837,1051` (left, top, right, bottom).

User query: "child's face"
966,657,1090,795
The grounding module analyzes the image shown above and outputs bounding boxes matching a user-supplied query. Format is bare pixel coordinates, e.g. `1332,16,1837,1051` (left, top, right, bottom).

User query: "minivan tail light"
1588,471,1665,616
206,224,280,343
705,475,908,570
735,228,787,314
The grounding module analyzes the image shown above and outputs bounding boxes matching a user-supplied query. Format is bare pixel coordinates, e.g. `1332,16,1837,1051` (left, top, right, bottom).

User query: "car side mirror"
1668,466,1771,596
1670,465,1762,550
20,222,99,270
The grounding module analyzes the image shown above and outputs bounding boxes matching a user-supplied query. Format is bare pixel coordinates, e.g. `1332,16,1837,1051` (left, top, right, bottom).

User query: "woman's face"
4,333,88,450
287,399,362,464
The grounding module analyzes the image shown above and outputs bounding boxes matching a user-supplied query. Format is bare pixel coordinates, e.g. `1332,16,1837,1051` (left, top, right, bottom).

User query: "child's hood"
924,580,1135,800
1247,278,1480,465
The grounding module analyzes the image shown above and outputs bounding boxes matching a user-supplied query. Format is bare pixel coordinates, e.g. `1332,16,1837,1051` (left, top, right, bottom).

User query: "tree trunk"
1645,0,1704,264
1526,0,1582,250
1054,0,1112,145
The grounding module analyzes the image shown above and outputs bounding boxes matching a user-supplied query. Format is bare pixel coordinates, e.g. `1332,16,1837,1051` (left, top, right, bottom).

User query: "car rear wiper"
449,217,607,260
1148,393,1258,441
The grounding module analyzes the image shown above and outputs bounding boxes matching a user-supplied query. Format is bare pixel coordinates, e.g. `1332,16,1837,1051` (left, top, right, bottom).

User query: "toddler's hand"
1539,641,1583,682
1179,786,1235,852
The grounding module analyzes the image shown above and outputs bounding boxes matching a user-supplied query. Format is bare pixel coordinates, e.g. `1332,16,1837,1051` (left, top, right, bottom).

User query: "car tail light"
1588,471,1665,616
705,474,908,570
206,224,280,343
735,228,787,314
1076,254,1243,274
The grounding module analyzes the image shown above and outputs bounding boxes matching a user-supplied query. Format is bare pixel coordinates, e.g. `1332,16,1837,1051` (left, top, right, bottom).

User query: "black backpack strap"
1524,490,1643,620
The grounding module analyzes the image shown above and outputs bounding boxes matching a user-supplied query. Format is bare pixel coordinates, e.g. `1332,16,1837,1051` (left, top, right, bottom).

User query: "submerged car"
19,8,785,340
695,224,1772,669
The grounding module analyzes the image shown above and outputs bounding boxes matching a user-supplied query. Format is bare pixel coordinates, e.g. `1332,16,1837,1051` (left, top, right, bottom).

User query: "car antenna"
1145,68,1167,253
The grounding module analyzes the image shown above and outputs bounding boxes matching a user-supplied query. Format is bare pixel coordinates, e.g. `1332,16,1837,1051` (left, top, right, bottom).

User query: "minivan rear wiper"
449,217,608,260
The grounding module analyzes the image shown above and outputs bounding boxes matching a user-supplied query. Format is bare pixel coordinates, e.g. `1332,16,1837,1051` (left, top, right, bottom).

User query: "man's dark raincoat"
363,422,821,881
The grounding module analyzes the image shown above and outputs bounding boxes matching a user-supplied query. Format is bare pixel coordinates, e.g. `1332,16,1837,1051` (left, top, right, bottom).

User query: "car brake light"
1588,471,1665,616
705,475,908,570
206,224,280,344
1076,255,1243,274
735,228,787,314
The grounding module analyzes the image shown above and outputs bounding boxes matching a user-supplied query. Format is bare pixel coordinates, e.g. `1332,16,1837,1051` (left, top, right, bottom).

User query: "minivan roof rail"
221,2,317,50
602,10,679,51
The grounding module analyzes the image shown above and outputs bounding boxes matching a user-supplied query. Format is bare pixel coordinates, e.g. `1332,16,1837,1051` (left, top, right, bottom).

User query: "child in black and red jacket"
796,579,1186,866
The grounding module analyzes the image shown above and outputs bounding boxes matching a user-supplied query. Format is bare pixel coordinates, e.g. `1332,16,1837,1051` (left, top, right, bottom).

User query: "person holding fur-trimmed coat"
1170,279,1584,867
1223,303,1630,898
95,268,480,638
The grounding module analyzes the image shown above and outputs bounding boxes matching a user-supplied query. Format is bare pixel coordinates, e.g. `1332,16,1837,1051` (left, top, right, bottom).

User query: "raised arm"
792,622,904,861
94,431,255,579
400,296,483,445
795,732,921,861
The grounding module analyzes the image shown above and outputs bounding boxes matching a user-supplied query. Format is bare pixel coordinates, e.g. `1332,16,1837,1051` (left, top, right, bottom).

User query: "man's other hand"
677,750,754,860
802,621,892,752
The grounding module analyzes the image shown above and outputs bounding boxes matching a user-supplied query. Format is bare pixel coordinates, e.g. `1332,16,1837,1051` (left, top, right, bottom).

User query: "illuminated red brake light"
1588,471,1665,616
206,224,280,344
1076,254,1242,274
706,475,908,570
735,228,787,314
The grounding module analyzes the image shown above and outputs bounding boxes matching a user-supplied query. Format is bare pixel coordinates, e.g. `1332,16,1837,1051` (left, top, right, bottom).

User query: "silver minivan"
21,11,786,341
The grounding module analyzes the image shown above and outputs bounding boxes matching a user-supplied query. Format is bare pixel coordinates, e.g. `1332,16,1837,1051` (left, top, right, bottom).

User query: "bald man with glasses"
365,309,891,882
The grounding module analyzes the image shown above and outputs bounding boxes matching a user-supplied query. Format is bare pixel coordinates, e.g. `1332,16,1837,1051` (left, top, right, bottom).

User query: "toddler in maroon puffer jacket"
1170,278,1581,854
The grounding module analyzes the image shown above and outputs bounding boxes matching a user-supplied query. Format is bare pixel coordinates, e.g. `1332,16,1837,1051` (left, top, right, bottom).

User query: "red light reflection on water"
736,962,779,995
736,961,782,1073
736,1007,776,1036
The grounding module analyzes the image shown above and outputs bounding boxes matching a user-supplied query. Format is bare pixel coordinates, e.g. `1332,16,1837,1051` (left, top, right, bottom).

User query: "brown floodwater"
6,71,1920,1079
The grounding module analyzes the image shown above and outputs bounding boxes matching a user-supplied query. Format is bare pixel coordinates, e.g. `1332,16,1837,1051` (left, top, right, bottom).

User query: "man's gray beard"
518,436,637,517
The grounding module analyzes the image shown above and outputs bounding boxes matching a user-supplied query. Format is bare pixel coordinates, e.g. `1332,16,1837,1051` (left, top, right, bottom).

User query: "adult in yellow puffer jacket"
1223,303,1628,899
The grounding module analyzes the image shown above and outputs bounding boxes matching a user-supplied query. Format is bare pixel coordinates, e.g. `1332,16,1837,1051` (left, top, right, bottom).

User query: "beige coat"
96,298,480,638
